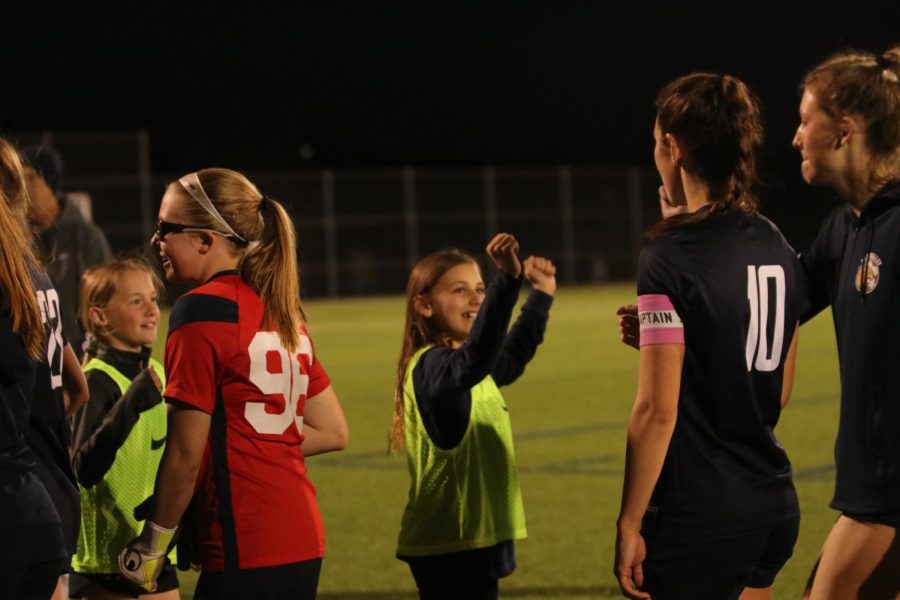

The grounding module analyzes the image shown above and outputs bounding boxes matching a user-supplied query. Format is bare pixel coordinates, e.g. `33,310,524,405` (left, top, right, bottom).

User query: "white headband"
178,172,249,245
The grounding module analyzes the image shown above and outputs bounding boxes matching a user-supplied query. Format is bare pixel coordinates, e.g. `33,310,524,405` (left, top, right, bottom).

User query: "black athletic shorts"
640,515,800,600
3,559,65,600
399,540,516,600
408,565,498,600
193,558,322,600
844,511,900,528
69,565,179,598
32,457,79,571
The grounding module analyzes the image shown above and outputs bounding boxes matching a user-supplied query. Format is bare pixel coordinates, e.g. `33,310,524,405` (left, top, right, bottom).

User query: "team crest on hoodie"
855,252,882,295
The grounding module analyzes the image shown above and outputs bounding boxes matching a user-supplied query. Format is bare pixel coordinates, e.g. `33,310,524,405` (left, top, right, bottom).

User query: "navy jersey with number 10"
637,209,805,540
164,271,331,573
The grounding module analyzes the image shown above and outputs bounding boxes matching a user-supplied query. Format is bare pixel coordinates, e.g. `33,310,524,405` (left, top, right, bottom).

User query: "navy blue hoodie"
801,180,900,514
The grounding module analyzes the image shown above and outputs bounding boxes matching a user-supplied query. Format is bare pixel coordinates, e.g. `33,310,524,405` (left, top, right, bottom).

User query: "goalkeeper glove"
118,520,177,593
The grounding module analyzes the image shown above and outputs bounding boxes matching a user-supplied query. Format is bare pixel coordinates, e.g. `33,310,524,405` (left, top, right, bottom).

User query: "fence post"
558,165,576,284
322,169,339,297
137,130,153,243
627,166,644,273
402,166,418,271
483,166,498,239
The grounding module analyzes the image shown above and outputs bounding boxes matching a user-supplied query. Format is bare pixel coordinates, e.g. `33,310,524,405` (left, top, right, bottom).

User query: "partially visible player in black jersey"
27,269,88,600
614,74,804,600
793,45,900,600
0,136,69,600
1,138,90,600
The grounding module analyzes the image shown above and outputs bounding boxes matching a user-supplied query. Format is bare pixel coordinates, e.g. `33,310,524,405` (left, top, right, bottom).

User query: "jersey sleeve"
637,236,691,346
304,334,331,399
164,293,238,413
798,206,845,323
72,370,153,487
492,289,553,386
415,270,523,399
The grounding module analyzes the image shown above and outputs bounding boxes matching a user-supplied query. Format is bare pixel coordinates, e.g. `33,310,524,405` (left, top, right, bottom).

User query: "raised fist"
486,233,522,278
523,256,557,296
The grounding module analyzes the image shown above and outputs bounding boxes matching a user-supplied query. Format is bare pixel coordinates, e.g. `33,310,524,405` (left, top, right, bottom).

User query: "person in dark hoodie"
793,45,900,599
22,146,112,357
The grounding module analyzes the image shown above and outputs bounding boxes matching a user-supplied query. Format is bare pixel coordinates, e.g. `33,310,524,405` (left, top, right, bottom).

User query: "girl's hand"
486,233,522,278
523,256,557,296
125,368,165,413
615,528,651,600
659,184,688,219
617,304,640,350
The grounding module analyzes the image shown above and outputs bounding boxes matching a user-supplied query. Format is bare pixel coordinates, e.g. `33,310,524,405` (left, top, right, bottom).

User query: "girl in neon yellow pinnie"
389,233,556,600
70,259,179,600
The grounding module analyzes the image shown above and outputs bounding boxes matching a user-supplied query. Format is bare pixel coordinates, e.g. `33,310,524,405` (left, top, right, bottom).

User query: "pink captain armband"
637,294,684,346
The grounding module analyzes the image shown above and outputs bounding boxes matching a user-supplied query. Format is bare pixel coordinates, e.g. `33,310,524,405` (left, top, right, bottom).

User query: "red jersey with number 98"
164,272,331,572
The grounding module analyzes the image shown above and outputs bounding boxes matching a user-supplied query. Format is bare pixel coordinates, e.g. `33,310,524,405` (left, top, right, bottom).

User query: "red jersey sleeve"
164,292,239,413
304,333,331,399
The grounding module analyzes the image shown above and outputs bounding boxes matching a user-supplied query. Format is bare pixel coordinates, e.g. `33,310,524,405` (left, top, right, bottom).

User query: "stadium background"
5,4,897,293
4,3,896,598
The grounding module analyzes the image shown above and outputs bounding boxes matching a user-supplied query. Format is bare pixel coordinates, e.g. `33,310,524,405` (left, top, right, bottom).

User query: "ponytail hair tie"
876,55,899,82
257,195,278,244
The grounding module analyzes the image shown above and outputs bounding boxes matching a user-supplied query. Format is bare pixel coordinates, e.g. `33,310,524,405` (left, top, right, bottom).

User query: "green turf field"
164,283,840,599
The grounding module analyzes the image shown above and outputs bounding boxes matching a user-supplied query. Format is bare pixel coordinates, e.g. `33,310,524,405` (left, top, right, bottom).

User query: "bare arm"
616,186,688,353
615,343,684,600
61,343,88,416
301,385,349,457
150,403,210,529
781,324,800,409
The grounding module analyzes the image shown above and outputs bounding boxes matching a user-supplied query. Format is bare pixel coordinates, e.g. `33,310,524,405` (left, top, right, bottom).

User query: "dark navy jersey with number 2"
637,209,804,540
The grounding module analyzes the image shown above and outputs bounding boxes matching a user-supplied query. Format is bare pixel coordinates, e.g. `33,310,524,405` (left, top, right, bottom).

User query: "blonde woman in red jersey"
118,169,348,600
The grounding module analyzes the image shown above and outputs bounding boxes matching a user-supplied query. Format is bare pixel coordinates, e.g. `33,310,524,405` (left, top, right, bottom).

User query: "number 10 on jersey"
746,265,785,372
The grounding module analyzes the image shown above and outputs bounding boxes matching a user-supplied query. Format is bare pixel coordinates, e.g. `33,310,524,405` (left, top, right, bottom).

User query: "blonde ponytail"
239,197,305,352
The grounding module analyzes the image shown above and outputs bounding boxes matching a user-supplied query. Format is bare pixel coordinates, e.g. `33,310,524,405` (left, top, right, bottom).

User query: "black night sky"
3,2,899,246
